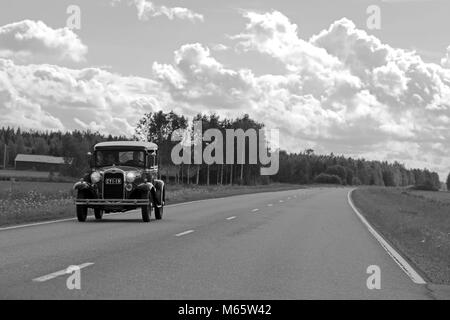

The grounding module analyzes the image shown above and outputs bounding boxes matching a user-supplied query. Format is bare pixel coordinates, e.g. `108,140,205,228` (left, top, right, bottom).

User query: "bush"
325,165,347,183
413,179,439,191
314,173,343,185
352,177,362,185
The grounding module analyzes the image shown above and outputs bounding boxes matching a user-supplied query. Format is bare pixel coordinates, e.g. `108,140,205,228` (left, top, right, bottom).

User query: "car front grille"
103,171,124,199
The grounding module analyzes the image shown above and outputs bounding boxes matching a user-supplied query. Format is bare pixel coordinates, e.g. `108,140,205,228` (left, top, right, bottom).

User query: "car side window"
147,151,157,168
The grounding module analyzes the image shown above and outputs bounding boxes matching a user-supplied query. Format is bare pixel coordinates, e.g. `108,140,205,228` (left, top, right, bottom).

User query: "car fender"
153,179,165,206
73,181,96,198
136,182,156,200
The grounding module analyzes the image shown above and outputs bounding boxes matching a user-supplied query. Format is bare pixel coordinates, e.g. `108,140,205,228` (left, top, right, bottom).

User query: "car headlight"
126,171,137,183
90,171,101,183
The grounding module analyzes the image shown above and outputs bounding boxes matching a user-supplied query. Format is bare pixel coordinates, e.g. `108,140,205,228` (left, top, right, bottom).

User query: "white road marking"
33,262,94,282
347,189,426,285
279,200,284,203
251,208,259,212
226,216,236,220
175,229,194,237
0,211,125,231
287,197,291,200
267,204,273,207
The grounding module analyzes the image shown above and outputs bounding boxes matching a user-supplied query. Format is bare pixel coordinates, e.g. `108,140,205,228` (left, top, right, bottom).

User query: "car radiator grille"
103,172,124,199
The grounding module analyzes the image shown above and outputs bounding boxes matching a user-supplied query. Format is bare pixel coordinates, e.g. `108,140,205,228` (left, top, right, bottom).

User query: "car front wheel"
154,204,163,220
141,194,151,222
94,208,103,220
154,188,164,220
76,193,88,222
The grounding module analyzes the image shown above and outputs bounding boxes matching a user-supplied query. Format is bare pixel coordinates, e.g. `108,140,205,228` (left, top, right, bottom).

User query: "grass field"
0,169,75,182
0,180,307,227
352,187,450,285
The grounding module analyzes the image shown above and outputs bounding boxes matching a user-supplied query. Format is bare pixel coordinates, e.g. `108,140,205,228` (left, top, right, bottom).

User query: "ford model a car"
73,141,165,222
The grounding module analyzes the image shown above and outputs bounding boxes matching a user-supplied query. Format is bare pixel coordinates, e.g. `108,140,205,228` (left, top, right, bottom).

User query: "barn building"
14,154,71,172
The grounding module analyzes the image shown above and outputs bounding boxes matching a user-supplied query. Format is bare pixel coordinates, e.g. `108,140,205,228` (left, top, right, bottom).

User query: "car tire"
76,193,88,222
154,188,163,220
154,204,163,220
141,193,151,222
94,208,103,220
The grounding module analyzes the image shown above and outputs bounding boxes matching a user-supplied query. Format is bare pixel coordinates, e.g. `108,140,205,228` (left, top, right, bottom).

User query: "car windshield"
95,150,145,167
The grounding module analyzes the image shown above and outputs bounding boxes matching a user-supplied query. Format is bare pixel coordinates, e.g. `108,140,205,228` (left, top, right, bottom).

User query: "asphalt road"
0,187,438,299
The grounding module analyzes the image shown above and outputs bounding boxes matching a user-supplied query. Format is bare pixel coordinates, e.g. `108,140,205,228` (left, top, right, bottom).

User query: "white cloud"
118,0,204,23
0,58,169,136
211,43,229,51
0,20,87,64
442,45,450,68
1,12,450,179
152,11,450,178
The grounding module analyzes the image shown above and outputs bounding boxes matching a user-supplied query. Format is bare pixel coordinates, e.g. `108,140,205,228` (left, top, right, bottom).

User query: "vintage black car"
73,141,165,222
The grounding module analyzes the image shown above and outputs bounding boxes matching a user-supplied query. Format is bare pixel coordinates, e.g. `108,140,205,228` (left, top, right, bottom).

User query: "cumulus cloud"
115,0,204,23
152,43,255,111
0,58,169,136
1,12,450,178
152,11,450,177
0,20,87,64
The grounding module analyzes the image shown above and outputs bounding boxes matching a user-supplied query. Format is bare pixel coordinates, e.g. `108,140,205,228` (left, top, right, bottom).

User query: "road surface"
0,187,440,299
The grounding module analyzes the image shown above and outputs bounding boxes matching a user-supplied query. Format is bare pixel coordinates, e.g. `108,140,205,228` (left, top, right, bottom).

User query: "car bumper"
75,199,150,206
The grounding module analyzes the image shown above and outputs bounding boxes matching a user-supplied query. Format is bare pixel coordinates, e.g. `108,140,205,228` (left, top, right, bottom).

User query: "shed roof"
15,154,69,165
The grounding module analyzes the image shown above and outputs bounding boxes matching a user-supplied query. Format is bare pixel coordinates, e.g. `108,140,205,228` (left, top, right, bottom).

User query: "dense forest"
0,111,442,190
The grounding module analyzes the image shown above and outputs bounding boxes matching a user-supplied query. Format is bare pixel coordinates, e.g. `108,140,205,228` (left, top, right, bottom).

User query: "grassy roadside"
0,181,307,227
352,187,450,285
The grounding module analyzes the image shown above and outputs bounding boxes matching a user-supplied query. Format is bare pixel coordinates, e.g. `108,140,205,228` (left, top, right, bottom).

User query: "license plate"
105,178,122,184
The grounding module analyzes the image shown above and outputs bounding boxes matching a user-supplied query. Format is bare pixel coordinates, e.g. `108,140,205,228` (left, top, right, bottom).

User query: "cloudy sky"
0,0,450,178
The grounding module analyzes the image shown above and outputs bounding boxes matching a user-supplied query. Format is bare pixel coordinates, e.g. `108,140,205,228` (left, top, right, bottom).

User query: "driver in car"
103,152,116,166
125,151,144,166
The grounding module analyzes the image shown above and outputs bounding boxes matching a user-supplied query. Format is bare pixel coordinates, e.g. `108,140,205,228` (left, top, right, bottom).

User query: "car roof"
94,141,158,151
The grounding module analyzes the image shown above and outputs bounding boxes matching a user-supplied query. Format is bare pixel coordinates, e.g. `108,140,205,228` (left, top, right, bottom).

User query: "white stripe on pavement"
226,216,236,220
347,189,426,285
175,230,194,237
0,188,306,232
251,208,259,212
33,262,94,282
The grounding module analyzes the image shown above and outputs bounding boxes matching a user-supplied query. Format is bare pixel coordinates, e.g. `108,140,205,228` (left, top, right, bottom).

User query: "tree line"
0,111,442,190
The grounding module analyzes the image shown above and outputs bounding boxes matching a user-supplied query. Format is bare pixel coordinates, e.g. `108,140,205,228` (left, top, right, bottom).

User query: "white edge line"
33,262,94,282
347,189,426,285
175,229,194,237
251,208,259,212
226,216,236,220
0,188,305,232
0,211,124,231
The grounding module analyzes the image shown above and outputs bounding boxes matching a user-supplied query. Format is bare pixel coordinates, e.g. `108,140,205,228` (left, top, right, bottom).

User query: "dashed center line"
279,200,284,203
175,230,195,237
33,262,94,282
251,208,259,212
226,216,236,220
267,204,273,207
